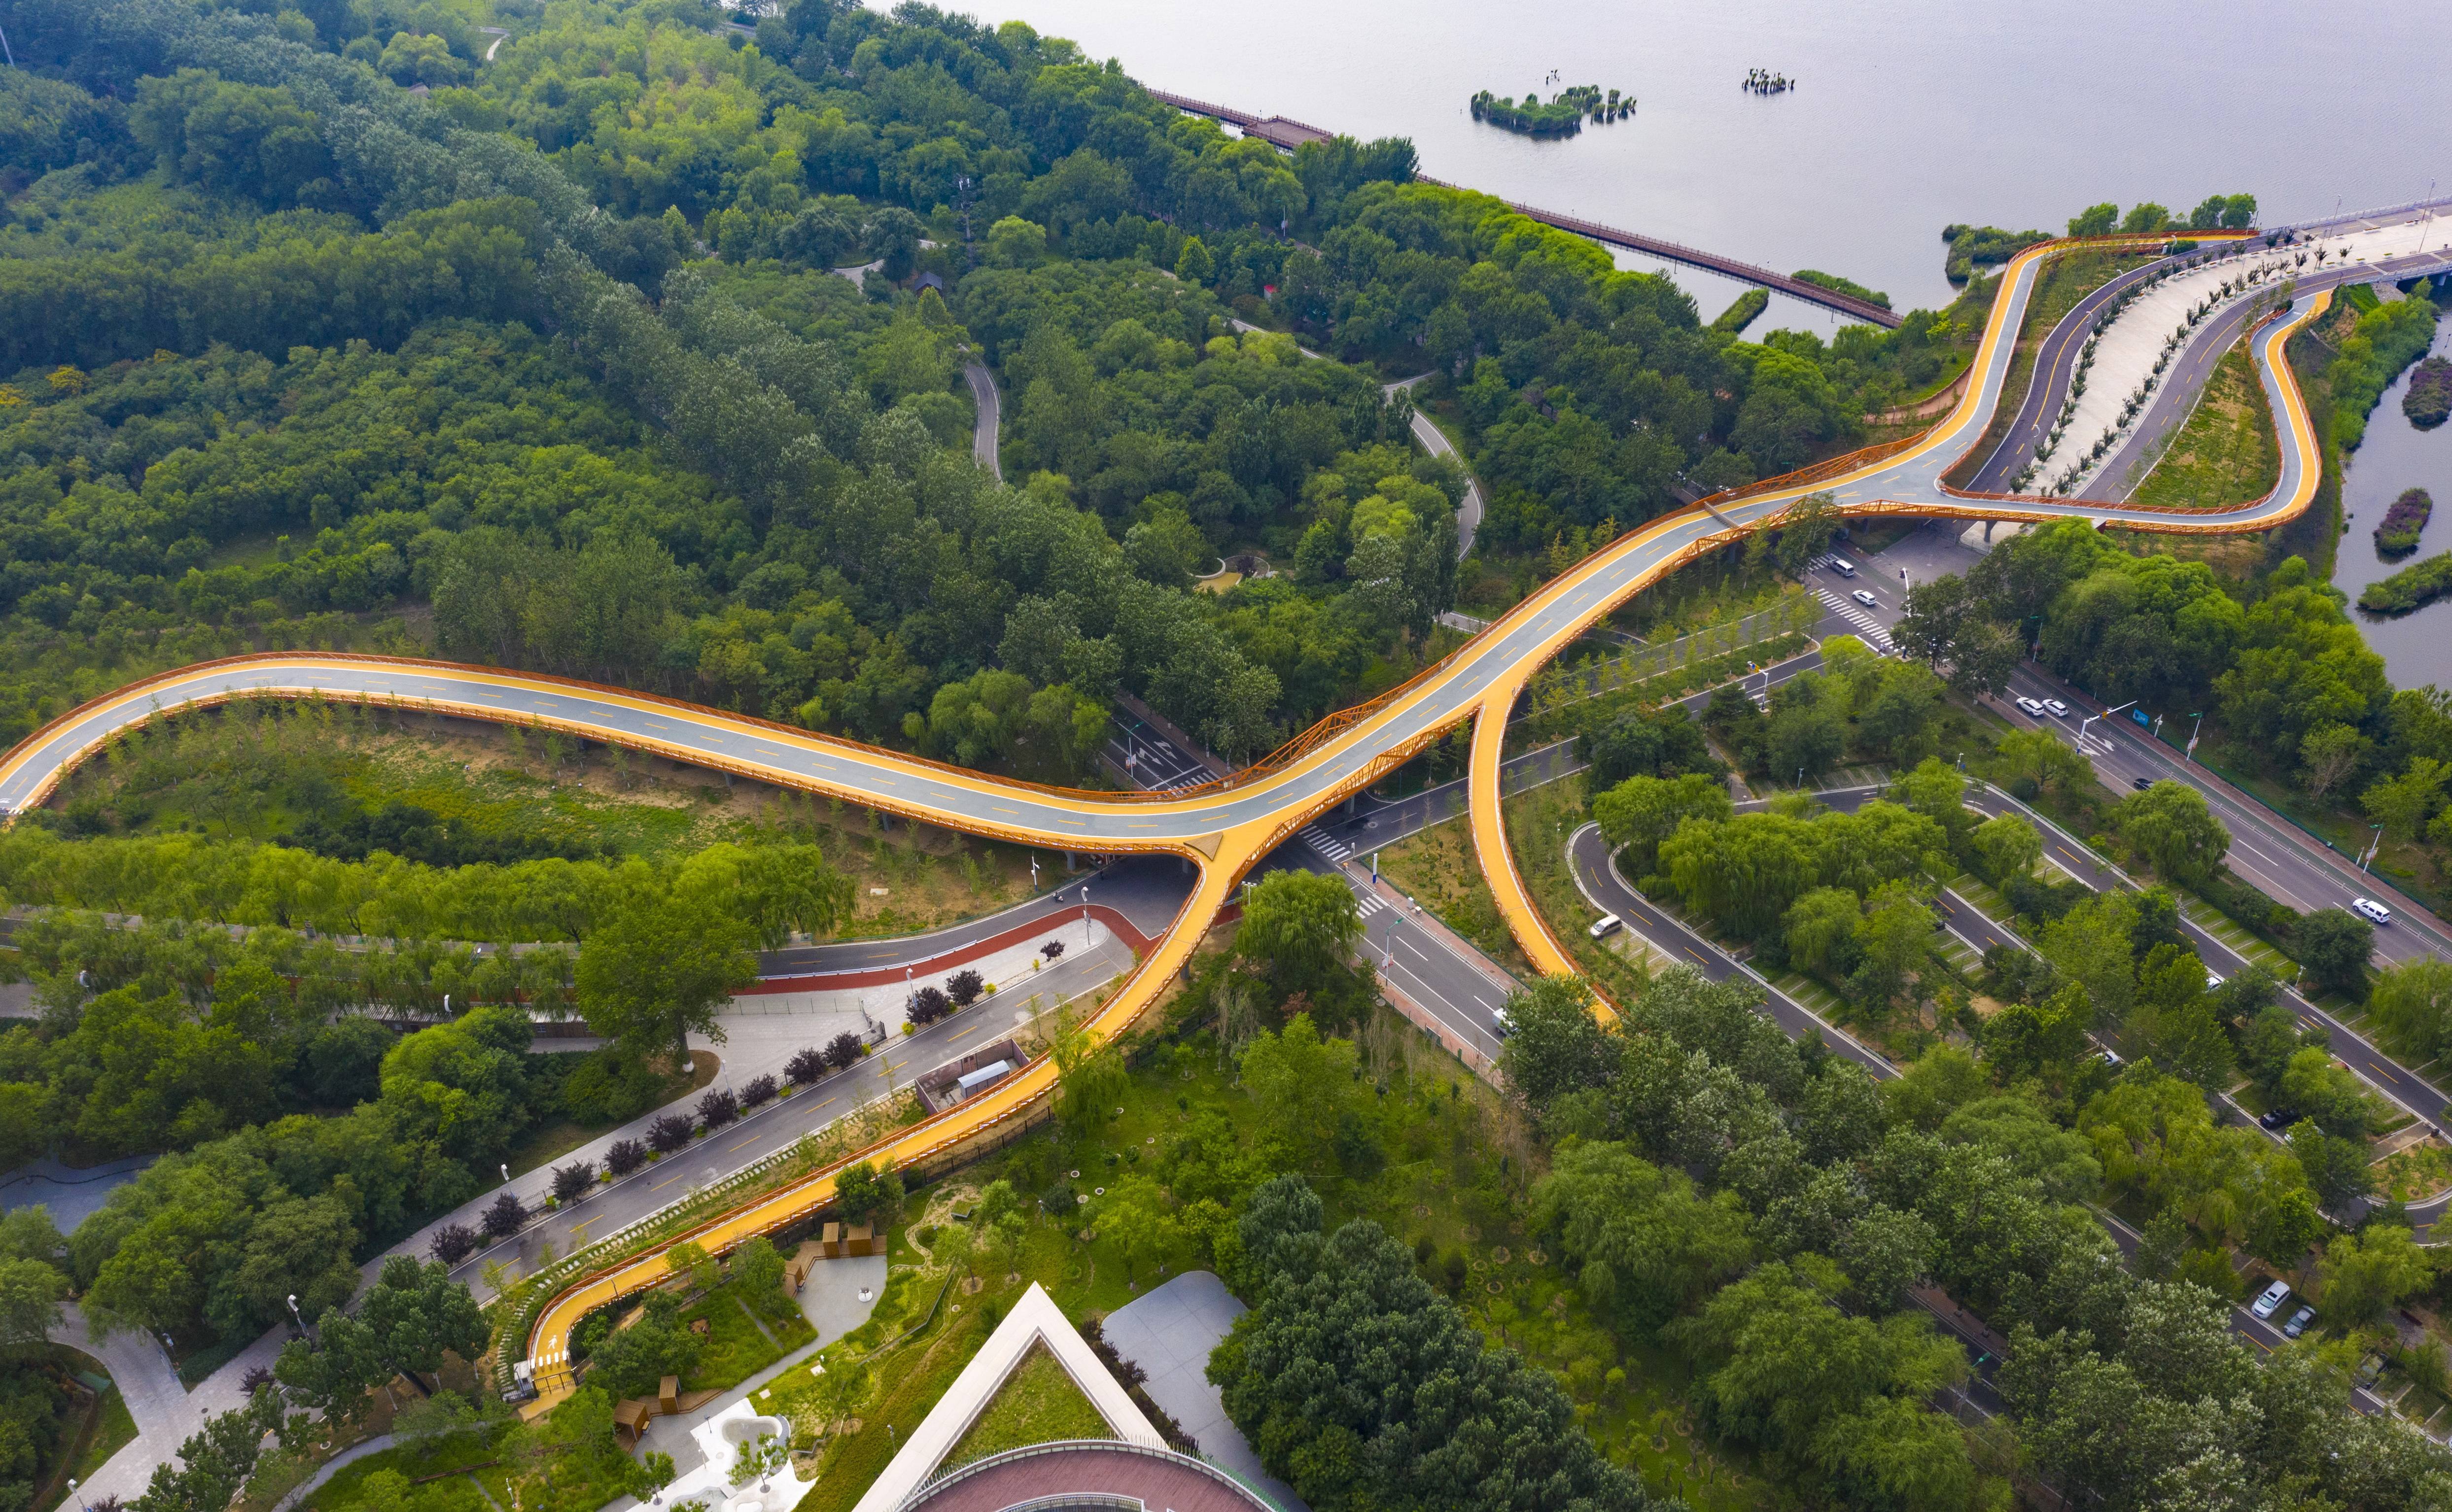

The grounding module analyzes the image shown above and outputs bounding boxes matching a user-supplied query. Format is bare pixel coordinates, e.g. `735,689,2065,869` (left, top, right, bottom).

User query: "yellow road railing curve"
0,229,2343,1408
1460,244,2332,994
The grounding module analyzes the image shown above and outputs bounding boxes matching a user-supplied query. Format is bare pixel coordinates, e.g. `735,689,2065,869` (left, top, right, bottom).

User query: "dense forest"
0,0,2011,776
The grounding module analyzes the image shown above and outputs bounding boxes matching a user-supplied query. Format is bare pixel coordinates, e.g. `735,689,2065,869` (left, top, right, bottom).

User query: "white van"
2251,1279,2292,1319
1589,914,1622,940
1829,557,1858,578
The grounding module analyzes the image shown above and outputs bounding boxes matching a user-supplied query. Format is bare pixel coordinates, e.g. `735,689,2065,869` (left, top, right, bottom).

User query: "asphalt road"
964,361,1000,475
8,219,2402,846
1388,373,1487,554
1822,548,2452,1171
2085,250,2452,501
754,855,1192,979
1965,251,2183,493
42,209,2452,1479
1844,529,2452,944
1566,812,2384,1409
445,924,1137,1300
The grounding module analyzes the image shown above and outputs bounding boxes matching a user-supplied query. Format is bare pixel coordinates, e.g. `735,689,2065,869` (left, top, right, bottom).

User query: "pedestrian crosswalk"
1296,824,1393,915
1816,588,1894,653
1301,824,1354,863
1107,731,1211,791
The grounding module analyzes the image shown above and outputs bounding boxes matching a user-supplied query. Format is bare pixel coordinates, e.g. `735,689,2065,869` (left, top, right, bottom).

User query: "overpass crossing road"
1,216,2437,1403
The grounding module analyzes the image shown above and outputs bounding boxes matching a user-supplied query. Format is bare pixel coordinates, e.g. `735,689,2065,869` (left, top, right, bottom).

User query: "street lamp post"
286,1292,303,1337
68,1480,84,1512
2077,700,2136,746
2362,825,2384,873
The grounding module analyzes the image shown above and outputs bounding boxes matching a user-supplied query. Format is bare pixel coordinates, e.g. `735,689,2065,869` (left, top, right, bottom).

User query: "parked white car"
2251,1279,2292,1319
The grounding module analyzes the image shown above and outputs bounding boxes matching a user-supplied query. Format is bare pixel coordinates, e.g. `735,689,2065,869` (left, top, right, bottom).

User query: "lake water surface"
968,0,2441,319
2334,319,2452,690
966,0,2452,678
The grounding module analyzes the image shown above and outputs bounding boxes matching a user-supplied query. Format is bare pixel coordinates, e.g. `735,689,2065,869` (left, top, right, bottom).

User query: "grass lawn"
1500,775,1659,1006
53,707,1063,938
172,1330,256,1389
293,1423,510,1512
64,1384,137,1487
2126,334,2280,514
1375,813,1528,975
28,1347,138,1512
681,1285,819,1395
2378,1136,2452,1203
939,1343,1114,1472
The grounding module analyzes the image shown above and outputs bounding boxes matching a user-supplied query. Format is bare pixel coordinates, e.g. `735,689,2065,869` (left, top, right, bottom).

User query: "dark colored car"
2258,1108,2295,1131
2131,776,2153,790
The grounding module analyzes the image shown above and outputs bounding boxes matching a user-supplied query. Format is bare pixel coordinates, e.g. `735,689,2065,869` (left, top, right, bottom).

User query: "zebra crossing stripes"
1352,887,1388,918
1301,824,1353,862
1106,734,1211,792
1816,588,1894,653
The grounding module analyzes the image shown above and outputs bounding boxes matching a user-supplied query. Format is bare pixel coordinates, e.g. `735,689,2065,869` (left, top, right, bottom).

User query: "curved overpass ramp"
0,230,2359,1405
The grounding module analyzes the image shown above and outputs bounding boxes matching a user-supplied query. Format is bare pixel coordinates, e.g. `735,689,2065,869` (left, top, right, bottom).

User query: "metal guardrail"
1142,89,1901,328
1526,596,1819,716
2271,194,2452,237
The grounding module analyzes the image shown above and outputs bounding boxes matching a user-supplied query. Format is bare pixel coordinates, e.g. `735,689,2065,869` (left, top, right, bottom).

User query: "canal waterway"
2333,317,2452,690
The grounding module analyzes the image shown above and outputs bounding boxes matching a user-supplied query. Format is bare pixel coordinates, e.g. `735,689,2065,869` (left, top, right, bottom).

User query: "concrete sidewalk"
48,1304,207,1488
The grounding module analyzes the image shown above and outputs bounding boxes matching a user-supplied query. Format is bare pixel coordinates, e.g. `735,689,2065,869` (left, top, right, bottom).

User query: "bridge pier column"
1065,851,1078,871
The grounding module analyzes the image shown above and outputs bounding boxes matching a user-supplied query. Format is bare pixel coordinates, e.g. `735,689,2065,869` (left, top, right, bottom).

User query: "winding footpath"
11,217,2450,1419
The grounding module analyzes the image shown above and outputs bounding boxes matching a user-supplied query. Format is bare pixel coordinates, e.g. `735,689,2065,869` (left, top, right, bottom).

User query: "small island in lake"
2376,487,2433,557
1470,85,1633,137
2406,356,2452,429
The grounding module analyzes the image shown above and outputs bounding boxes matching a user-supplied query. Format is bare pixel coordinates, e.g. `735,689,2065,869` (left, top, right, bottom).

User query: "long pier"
1146,89,1904,329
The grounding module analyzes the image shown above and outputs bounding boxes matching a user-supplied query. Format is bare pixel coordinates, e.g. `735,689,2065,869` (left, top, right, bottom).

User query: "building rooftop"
904,1441,1275,1512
